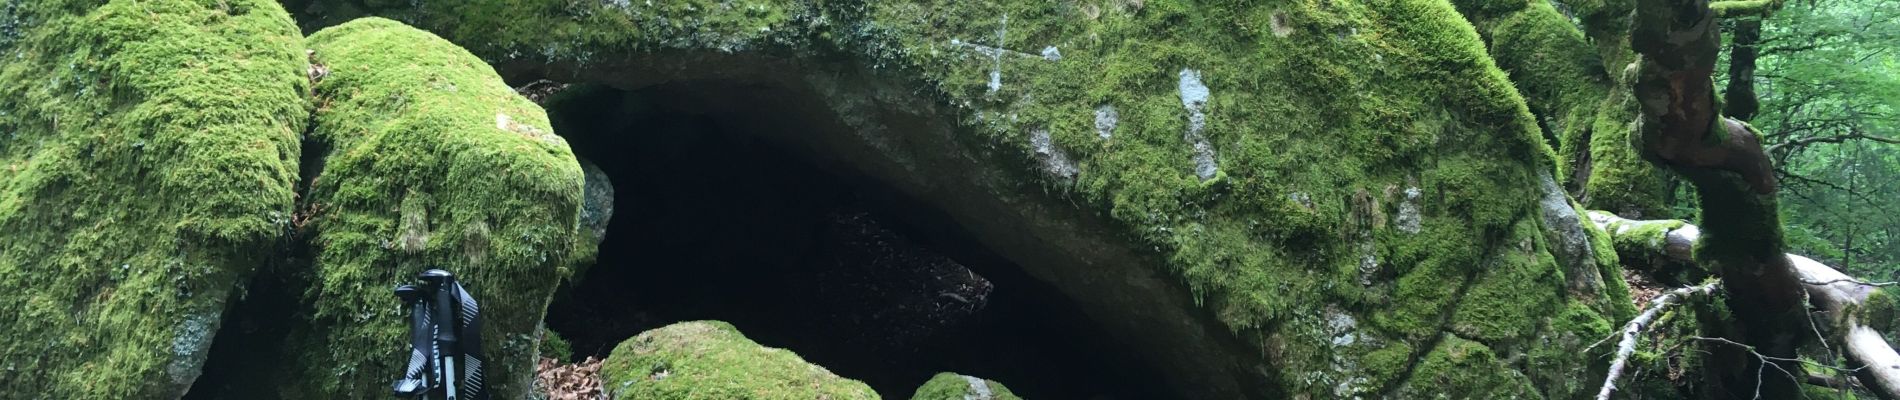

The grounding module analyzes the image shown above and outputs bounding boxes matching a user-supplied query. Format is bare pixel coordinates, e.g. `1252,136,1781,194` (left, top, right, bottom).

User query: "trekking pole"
393,269,488,400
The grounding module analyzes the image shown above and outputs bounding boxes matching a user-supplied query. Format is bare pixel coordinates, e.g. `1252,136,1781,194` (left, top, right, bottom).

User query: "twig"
1690,336,1806,399
1802,277,1899,287
1597,282,1720,400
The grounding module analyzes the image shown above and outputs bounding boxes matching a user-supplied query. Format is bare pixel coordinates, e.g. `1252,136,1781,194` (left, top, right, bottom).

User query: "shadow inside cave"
539,84,1170,400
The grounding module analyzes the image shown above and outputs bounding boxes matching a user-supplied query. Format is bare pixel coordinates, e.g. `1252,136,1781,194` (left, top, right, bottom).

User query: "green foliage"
232,17,585,400
598,321,877,400
541,327,575,362
910,373,1022,400
1731,0,1900,281
0,0,309,397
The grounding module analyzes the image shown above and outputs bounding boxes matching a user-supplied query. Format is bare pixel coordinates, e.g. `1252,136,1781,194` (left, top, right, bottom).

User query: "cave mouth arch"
538,82,1171,399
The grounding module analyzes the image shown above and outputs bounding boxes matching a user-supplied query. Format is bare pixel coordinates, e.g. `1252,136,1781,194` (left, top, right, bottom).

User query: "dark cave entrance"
538,84,1169,399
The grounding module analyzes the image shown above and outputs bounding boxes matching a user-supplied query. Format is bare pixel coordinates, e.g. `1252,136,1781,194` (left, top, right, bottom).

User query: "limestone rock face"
599,321,878,400
0,1,310,398
910,373,1022,400
285,0,1631,397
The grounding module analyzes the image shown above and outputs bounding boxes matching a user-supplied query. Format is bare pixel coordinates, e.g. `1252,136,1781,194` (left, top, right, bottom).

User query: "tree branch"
1598,282,1720,400
1766,130,1900,157
1591,212,1900,399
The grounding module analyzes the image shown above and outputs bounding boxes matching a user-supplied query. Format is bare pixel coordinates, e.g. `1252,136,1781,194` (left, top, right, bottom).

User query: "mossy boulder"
1450,0,1671,218
0,0,309,397
910,373,1022,400
599,321,878,400
189,17,586,399
284,1,1631,397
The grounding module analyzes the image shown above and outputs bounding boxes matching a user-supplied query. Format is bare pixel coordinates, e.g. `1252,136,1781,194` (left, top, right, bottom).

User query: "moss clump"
1860,288,1898,333
541,326,575,362
1581,206,1639,322
1449,219,1563,342
1484,1,1612,173
1393,336,1537,397
1581,88,1671,218
231,17,583,399
0,0,309,397
599,321,877,400
910,372,1022,400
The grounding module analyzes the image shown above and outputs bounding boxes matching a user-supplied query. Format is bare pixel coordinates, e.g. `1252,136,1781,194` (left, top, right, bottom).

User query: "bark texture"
1630,0,1805,397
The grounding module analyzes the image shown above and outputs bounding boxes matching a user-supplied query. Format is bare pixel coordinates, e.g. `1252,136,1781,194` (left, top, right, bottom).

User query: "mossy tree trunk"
1630,0,1806,397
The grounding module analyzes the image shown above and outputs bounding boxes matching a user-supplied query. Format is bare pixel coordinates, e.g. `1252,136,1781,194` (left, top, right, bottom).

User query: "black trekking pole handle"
421,269,462,400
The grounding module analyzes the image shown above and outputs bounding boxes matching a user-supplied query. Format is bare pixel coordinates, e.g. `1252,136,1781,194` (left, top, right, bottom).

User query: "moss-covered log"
0,1,310,397
192,17,586,399
599,321,878,400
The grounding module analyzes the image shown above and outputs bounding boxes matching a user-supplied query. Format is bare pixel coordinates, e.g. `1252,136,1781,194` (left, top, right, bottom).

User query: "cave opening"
539,83,1170,399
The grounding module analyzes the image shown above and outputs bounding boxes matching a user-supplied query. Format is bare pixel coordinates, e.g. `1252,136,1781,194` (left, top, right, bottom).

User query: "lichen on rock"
598,321,878,400
0,0,309,397
910,372,1022,400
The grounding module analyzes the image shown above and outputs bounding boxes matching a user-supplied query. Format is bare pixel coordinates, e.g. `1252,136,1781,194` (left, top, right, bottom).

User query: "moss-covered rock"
1451,0,1671,218
599,321,878,400
0,0,309,397
287,0,1629,397
192,17,586,399
910,372,1021,400
1391,336,1539,397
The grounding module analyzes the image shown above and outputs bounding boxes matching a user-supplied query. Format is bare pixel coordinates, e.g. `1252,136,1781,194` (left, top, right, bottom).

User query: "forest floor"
536,356,606,400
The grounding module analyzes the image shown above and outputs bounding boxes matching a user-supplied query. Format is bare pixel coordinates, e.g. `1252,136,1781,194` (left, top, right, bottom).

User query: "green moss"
1861,289,1898,333
541,326,575,362
910,372,1022,400
288,0,1617,395
1581,205,1639,322
1582,88,1671,218
230,17,584,399
0,0,309,397
599,321,877,400
1394,336,1537,397
1526,301,1615,398
1449,219,1563,342
1484,1,1612,175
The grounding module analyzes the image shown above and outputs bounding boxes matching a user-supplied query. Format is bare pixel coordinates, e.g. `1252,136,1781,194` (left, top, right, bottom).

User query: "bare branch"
1801,278,1900,287
1591,212,1900,399
1767,130,1900,156
1598,283,1720,400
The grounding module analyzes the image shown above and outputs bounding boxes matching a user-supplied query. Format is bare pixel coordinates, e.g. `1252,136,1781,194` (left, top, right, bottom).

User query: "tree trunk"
1724,18,1761,121
1630,0,1807,397
1591,212,1900,399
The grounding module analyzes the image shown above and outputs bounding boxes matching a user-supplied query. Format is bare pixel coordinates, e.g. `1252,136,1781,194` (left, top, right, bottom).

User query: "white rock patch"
1177,69,1219,181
